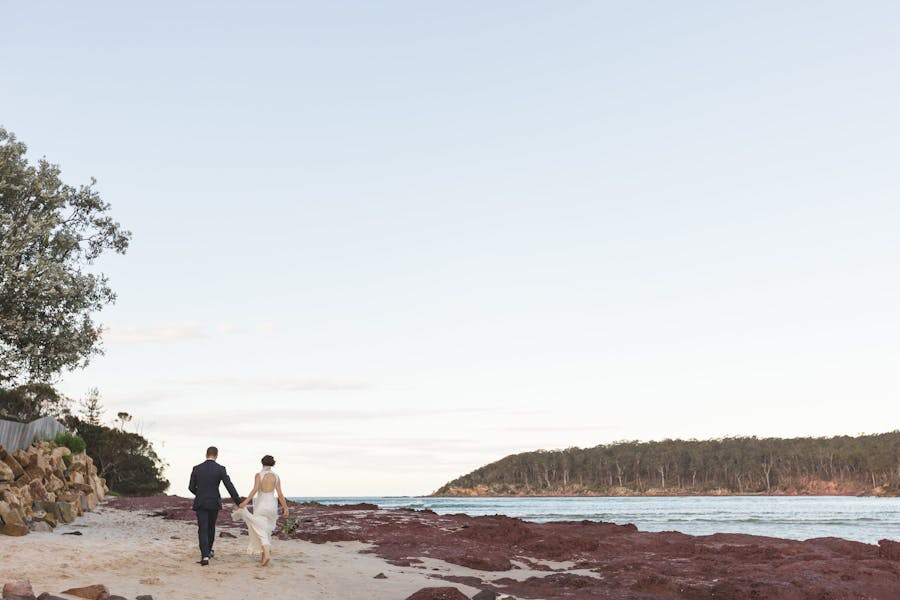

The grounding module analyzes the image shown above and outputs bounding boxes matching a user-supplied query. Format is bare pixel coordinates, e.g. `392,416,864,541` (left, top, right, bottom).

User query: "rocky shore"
0,442,108,536
109,495,900,600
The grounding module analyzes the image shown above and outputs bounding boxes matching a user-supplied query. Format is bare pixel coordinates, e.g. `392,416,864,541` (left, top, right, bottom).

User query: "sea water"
289,495,900,544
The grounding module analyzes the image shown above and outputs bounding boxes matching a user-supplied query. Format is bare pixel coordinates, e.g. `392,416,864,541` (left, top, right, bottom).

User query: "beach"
0,503,486,600
3,496,899,600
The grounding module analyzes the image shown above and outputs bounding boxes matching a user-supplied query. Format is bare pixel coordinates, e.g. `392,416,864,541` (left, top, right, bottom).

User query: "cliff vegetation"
434,432,900,497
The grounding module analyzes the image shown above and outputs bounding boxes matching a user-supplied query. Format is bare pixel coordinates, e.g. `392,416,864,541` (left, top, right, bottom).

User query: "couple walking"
188,446,290,566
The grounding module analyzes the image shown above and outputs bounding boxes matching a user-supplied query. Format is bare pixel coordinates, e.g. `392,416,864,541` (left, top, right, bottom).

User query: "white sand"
0,506,494,600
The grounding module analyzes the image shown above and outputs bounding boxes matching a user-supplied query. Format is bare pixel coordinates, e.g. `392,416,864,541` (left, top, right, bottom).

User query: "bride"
232,454,290,566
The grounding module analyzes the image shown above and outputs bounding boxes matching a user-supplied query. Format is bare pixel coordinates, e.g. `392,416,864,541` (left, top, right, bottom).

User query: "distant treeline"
434,432,900,497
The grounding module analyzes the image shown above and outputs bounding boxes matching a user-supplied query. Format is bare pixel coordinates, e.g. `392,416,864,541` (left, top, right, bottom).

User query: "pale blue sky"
3,2,899,495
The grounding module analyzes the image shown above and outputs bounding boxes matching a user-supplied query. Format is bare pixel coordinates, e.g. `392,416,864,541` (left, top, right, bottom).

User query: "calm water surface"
289,496,900,544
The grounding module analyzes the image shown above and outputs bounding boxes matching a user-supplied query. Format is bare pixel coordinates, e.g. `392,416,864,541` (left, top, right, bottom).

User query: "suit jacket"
189,459,241,511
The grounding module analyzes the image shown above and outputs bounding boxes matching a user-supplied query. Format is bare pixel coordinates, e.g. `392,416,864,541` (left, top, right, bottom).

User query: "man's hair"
261,454,275,467
206,446,218,457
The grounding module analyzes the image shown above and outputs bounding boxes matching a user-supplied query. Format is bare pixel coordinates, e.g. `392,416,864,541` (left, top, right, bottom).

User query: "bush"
72,418,169,496
54,432,87,454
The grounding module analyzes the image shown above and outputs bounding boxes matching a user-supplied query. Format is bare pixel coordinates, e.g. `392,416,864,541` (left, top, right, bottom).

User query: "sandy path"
0,506,485,600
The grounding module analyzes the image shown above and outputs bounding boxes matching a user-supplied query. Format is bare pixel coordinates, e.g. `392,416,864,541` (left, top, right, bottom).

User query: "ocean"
288,495,900,545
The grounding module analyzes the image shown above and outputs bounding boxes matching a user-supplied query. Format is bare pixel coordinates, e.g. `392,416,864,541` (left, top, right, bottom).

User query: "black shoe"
209,549,215,558
200,558,209,566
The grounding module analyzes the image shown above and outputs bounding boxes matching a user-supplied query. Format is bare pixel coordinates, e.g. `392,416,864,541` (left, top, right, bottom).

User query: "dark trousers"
196,508,219,559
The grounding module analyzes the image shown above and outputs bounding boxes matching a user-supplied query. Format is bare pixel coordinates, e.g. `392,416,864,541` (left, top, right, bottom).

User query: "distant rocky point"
433,431,900,497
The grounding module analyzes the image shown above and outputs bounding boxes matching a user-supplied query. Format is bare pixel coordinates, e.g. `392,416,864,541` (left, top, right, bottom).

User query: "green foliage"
0,127,131,385
79,387,104,425
54,432,86,454
435,432,900,496
72,417,170,496
0,382,69,422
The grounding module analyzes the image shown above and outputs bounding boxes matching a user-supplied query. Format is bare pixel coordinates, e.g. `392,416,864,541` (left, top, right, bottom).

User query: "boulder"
2,489,22,508
27,479,50,502
44,474,66,493
40,501,78,524
1,521,31,536
80,492,98,511
404,588,470,600
13,449,32,468
37,594,68,600
0,500,26,526
2,580,36,600
51,446,72,460
57,500,79,522
30,521,53,533
24,465,45,481
14,485,33,509
60,585,110,600
0,460,14,482
36,511,58,528
1,448,25,479
472,592,499,600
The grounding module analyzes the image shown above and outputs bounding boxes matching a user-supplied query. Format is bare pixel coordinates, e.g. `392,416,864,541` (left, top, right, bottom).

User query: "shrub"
54,432,86,454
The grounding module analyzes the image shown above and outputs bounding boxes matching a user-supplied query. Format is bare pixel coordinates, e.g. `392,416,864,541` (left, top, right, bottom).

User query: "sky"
3,2,899,496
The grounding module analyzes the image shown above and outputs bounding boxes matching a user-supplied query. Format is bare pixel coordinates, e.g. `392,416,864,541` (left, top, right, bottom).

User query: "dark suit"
189,459,241,559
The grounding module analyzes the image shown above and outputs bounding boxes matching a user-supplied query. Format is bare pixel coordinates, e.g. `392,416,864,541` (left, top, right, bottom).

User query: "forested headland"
433,432,900,497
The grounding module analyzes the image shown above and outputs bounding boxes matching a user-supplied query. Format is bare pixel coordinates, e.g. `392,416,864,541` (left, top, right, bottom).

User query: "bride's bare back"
260,472,277,493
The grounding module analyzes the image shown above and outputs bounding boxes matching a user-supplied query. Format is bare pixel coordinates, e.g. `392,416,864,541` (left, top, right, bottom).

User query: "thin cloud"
102,321,283,343
103,322,208,343
174,376,369,392
498,424,623,433
144,406,546,436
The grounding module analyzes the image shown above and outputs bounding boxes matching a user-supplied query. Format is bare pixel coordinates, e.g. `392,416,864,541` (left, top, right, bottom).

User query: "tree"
72,417,169,495
116,411,132,430
79,386,105,425
0,127,130,385
0,382,70,422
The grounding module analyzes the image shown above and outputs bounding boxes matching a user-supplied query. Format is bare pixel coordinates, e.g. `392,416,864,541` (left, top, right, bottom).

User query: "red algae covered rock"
878,539,900,560
404,587,469,600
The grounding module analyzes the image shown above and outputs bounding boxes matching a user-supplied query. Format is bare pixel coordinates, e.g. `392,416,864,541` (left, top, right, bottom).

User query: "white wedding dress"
232,467,280,553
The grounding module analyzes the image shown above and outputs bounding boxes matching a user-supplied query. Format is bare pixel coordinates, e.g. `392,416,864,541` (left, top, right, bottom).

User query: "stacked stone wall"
0,441,108,536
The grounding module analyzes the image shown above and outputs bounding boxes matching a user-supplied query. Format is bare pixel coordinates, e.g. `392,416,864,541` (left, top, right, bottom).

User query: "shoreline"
3,495,898,599
103,495,900,599
425,491,900,497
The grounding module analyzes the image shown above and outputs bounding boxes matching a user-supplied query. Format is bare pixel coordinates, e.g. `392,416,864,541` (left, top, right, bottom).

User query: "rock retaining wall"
0,441,108,536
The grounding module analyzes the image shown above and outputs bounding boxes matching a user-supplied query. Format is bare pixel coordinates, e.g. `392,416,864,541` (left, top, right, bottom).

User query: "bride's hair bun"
261,455,276,467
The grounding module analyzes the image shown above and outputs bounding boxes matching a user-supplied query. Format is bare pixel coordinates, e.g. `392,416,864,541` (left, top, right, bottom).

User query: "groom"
188,446,243,566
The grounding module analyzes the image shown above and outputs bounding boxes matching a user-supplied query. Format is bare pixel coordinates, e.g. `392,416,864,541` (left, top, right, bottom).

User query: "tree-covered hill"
433,432,900,497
